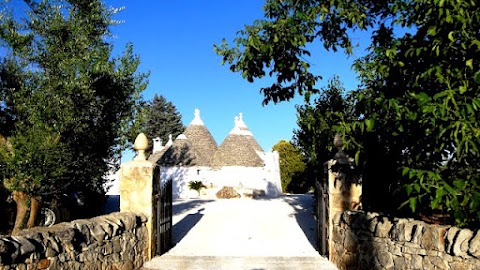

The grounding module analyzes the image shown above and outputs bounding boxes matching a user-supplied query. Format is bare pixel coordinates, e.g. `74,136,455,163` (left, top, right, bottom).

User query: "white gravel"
167,194,320,257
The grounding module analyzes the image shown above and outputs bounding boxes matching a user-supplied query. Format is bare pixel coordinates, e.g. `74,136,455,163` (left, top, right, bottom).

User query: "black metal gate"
315,163,329,257
156,179,173,256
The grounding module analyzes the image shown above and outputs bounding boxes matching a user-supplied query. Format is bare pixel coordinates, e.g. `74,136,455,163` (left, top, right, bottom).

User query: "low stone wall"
0,212,148,270
331,211,480,270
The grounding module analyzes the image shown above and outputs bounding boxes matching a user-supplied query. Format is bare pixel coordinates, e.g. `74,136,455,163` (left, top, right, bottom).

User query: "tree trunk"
26,196,41,229
11,191,29,235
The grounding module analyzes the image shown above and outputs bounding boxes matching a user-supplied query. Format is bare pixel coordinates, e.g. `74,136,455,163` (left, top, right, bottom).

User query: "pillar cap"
134,133,148,161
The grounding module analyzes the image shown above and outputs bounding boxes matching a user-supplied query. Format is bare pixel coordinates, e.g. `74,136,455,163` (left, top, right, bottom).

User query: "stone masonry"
0,212,148,270
120,133,158,259
331,211,480,270
326,134,362,259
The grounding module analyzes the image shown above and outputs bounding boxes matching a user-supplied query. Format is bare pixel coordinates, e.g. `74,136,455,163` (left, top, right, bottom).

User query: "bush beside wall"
332,211,480,270
0,212,148,270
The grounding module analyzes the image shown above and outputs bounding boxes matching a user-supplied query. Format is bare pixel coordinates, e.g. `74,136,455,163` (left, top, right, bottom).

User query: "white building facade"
150,109,282,199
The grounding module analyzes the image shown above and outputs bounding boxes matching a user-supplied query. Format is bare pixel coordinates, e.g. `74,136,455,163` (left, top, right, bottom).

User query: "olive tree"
0,0,147,233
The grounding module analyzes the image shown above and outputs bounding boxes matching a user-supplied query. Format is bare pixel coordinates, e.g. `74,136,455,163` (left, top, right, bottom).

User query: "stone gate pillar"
327,134,362,259
120,133,156,260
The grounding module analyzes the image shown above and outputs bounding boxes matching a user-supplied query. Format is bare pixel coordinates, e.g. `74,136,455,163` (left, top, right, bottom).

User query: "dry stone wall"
0,212,148,270
331,211,480,270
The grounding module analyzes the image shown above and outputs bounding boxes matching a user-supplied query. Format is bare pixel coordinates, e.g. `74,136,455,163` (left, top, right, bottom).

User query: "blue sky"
105,1,366,160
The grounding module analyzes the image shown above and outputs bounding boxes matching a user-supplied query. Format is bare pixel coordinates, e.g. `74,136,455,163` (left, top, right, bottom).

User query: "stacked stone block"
326,157,362,259
331,211,480,270
0,212,148,270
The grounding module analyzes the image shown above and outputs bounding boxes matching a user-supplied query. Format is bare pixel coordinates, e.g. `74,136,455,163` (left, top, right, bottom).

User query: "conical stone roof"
159,134,199,166
148,147,168,164
183,109,218,166
212,113,264,167
235,113,263,152
148,135,173,164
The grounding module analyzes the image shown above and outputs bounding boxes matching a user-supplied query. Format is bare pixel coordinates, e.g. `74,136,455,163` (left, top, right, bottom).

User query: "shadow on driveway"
173,199,214,216
172,199,213,244
281,194,318,251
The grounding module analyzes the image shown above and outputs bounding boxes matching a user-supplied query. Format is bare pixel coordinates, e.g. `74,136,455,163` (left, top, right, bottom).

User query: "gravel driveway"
143,194,339,269
168,194,320,257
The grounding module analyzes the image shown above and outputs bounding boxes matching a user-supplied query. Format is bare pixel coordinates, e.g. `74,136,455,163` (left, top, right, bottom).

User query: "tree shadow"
173,199,213,216
171,199,214,245
103,195,120,214
172,207,205,244
281,193,318,251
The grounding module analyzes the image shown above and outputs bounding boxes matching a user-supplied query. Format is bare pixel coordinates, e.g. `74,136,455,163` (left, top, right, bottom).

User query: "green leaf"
448,31,455,42
409,197,417,212
466,59,473,69
466,104,473,114
416,92,429,103
408,169,415,179
355,150,360,166
405,184,413,196
474,71,480,84
436,187,445,199
443,182,457,196
414,183,421,193
453,180,466,190
273,34,279,43
365,118,375,132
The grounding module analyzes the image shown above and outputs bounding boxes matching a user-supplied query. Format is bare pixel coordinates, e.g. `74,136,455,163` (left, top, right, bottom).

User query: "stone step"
142,255,339,270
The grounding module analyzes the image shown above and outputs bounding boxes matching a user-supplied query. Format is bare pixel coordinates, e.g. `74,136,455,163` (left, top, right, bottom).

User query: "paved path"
143,194,338,269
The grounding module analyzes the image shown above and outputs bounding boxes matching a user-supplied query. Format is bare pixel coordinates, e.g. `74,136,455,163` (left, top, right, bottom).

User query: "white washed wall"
209,166,267,190
160,166,208,199
259,151,283,196
160,151,282,199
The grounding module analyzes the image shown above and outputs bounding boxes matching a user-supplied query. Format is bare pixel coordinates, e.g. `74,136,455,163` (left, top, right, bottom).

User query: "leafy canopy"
217,0,480,227
0,0,147,196
294,76,355,177
272,140,306,193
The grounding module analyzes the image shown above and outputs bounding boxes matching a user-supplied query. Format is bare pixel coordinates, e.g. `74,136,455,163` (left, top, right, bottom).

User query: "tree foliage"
217,0,480,227
141,94,184,145
0,0,147,231
293,76,355,180
272,140,306,193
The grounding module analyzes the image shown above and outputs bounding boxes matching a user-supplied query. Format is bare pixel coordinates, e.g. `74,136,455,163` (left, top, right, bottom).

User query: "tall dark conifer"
142,94,184,145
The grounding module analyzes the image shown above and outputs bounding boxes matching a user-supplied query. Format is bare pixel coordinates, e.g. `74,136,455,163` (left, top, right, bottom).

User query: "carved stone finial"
165,134,174,148
190,108,204,125
334,133,343,151
237,113,247,130
333,133,347,164
229,113,252,136
134,133,148,161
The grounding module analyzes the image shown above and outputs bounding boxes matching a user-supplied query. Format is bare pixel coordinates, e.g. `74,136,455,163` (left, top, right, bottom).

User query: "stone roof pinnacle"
229,112,253,136
165,134,173,147
190,108,204,126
